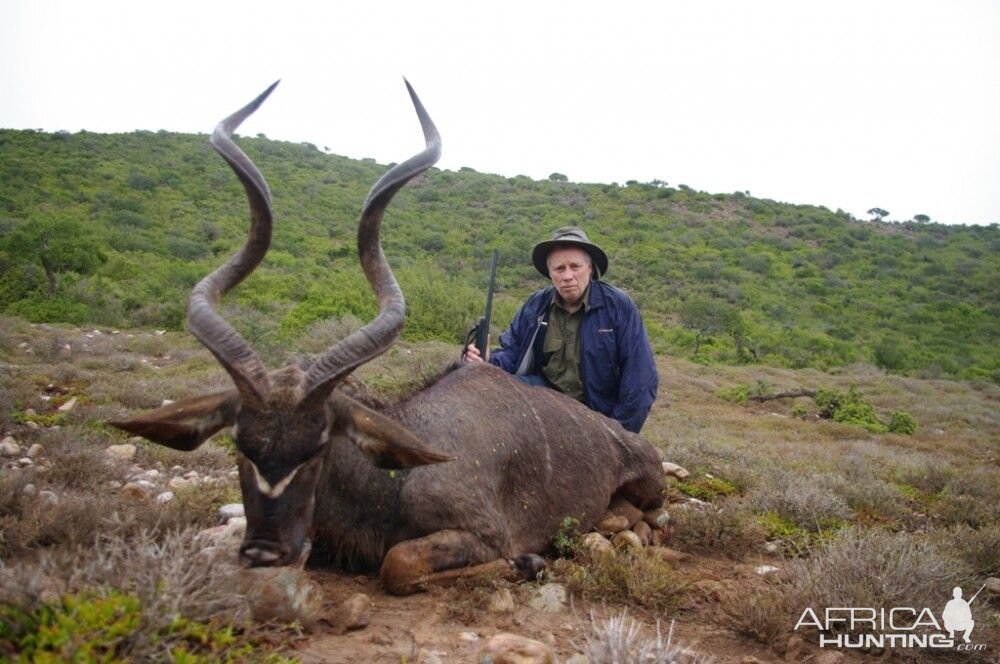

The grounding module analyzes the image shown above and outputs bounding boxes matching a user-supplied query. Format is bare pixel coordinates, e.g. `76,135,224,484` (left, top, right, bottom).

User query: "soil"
291,557,805,663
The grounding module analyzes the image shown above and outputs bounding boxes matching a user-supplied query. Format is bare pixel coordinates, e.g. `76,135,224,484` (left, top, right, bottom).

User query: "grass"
1,315,999,659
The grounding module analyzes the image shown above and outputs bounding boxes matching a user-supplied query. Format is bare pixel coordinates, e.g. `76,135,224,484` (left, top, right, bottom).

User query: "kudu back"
111,82,666,594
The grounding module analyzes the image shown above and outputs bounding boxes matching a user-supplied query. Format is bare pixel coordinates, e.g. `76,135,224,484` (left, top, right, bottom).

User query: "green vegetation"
0,129,996,380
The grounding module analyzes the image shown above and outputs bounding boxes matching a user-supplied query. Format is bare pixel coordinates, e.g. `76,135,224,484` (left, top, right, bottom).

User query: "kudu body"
112,82,666,595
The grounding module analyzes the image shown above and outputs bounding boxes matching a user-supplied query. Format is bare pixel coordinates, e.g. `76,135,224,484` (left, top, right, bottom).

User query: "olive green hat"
531,226,609,279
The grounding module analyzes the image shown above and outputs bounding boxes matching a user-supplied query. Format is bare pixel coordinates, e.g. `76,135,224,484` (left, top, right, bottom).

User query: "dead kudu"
111,82,666,595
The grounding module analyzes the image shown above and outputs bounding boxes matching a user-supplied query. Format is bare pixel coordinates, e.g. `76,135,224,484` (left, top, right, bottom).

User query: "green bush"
887,411,917,435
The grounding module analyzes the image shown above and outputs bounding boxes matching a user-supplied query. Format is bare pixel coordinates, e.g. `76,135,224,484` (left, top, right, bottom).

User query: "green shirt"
541,285,591,401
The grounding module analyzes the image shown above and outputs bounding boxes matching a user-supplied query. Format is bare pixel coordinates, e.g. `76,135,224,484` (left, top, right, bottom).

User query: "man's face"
546,246,592,307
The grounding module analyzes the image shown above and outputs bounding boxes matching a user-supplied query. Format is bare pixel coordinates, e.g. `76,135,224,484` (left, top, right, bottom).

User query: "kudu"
111,82,666,595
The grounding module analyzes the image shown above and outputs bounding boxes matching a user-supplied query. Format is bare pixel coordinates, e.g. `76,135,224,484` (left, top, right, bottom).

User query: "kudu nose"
239,540,290,567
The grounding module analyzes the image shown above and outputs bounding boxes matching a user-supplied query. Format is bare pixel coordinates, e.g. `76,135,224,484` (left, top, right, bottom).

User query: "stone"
121,480,156,500
528,583,567,613
596,513,629,535
488,587,516,613
168,476,192,491
579,532,612,556
985,577,1000,595
331,592,371,634
476,633,556,664
27,444,44,458
0,437,21,457
38,490,59,507
241,567,324,628
611,530,643,553
417,650,445,664
642,507,670,529
161,399,175,407
170,465,185,475
662,461,690,480
183,470,199,480
814,653,843,664
22,483,36,496
607,496,643,527
155,491,175,504
785,635,805,661
198,517,247,546
631,520,652,545
764,541,781,554
460,631,481,642
218,503,245,522
740,657,765,664
57,397,77,412
105,444,137,462
755,565,780,576
25,421,39,430
141,469,160,481
564,655,590,664
650,547,691,563
18,457,33,467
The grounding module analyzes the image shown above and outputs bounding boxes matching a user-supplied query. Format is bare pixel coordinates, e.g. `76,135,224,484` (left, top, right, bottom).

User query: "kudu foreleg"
379,529,544,596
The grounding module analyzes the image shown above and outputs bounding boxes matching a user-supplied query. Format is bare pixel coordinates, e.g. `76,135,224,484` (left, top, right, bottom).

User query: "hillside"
0,128,997,380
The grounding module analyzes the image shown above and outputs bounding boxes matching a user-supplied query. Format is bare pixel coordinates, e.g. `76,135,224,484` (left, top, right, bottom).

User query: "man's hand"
463,343,486,363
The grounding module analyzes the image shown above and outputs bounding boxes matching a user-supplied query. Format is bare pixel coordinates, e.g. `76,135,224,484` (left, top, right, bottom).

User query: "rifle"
463,249,499,360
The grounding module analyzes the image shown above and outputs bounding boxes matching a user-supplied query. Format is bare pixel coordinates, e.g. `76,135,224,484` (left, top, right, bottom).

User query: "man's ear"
332,394,454,469
109,390,240,451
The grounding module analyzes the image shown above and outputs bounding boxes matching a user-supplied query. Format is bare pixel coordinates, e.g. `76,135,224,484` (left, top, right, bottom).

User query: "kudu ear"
109,390,240,451
333,395,454,469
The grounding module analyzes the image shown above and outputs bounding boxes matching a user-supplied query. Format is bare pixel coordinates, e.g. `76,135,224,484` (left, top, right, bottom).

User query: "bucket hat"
531,226,609,279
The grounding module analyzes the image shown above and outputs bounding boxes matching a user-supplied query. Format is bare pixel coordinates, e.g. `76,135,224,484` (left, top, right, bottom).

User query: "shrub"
669,505,764,557
887,411,917,434
553,547,683,611
578,610,705,664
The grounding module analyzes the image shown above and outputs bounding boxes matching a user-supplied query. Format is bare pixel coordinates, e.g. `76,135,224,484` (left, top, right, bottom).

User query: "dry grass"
553,547,685,612
578,610,712,663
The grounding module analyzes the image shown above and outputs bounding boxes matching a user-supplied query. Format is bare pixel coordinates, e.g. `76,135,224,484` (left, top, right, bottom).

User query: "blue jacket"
489,281,658,433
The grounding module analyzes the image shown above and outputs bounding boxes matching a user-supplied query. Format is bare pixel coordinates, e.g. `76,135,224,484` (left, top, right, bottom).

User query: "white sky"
2,0,998,225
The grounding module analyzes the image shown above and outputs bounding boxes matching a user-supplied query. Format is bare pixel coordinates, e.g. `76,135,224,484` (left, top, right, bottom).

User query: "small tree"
548,172,568,182
0,218,106,295
913,214,931,224
679,297,743,356
866,207,889,221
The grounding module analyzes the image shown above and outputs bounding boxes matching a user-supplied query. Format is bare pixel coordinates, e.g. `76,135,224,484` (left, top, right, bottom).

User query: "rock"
168,476,192,491
764,541,781,554
631,520,652,545
140,469,160,481
183,470,199,480
607,496,643,527
218,503,245,522
611,530,643,553
121,480,157,500
25,421,39,430
0,437,21,457
27,444,44,458
18,457,33,467
650,547,691,563
565,655,590,664
642,507,670,529
814,653,843,664
161,399,175,407
38,490,59,507
417,650,445,664
460,631,481,642
488,588,516,613
170,465,185,475
528,583,568,613
105,444,137,462
785,635,805,661
476,633,556,664
24,408,37,417
596,514,629,535
331,592,371,634
22,483,36,496
579,532,612,556
741,657,765,664
155,491,175,504
241,567,325,628
755,565,781,576
985,577,1000,595
662,461,690,480
57,397,77,412
198,517,247,546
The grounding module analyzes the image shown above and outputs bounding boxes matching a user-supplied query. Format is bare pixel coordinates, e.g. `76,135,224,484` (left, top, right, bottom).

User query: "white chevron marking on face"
249,460,302,499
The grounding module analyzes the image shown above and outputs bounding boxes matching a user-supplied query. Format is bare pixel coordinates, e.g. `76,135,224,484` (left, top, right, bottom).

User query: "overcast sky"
2,0,998,225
